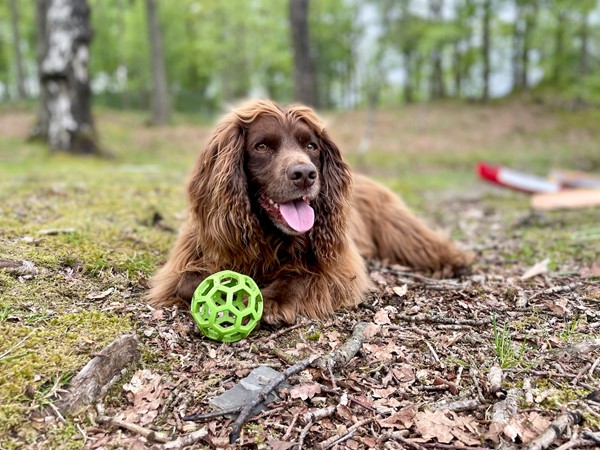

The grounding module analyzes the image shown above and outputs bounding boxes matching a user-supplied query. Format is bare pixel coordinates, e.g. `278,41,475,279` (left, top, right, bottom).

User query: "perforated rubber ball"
190,270,263,343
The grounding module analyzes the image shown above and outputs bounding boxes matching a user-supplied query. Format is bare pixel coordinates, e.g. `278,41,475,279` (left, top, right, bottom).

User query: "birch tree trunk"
31,0,100,155
289,0,317,107
145,0,171,125
9,0,27,100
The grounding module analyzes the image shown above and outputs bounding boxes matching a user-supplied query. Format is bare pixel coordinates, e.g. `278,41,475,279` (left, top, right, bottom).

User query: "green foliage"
492,315,528,369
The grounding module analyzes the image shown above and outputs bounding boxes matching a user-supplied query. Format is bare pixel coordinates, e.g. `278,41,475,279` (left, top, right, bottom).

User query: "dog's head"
188,100,352,263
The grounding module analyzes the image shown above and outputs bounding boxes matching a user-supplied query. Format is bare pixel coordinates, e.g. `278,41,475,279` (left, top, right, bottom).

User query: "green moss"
0,311,132,446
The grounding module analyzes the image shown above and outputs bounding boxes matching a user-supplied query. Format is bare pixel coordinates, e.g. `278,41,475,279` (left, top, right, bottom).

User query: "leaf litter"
3,189,600,449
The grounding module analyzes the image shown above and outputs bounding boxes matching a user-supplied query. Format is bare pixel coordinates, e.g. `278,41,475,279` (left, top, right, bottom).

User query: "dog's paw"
262,299,297,327
433,250,474,279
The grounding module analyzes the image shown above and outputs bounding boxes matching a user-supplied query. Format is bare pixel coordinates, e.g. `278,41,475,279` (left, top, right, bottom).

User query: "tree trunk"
511,13,523,91
481,0,491,102
578,9,590,78
520,2,538,90
552,11,566,84
145,0,171,124
452,40,462,97
9,0,27,100
31,0,100,155
289,0,317,107
429,0,445,100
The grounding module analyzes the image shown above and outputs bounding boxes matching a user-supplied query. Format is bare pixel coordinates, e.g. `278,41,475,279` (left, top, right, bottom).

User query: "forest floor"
1,99,599,449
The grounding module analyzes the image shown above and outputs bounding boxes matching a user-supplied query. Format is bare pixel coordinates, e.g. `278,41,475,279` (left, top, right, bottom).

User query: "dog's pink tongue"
279,199,315,232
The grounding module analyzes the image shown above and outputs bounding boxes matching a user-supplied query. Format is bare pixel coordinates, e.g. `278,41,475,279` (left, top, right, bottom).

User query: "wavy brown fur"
148,100,472,325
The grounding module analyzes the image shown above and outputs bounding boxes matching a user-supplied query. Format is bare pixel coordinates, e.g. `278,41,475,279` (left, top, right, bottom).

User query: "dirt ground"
1,101,599,449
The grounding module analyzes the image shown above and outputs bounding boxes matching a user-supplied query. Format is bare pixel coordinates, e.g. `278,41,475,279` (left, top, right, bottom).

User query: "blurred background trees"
0,0,599,119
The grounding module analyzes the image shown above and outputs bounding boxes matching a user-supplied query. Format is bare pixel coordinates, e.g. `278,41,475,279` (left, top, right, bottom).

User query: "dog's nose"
288,163,317,189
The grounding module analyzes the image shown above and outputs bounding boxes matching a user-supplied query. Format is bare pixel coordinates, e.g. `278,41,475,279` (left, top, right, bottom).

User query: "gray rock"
209,366,288,417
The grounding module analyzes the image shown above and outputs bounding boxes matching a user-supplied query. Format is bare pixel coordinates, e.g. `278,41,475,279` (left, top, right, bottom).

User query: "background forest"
1,0,600,115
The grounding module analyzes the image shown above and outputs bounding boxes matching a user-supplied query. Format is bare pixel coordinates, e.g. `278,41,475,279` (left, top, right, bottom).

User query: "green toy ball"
190,270,263,343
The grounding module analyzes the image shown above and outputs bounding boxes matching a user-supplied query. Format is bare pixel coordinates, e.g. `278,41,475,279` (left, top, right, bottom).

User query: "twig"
571,363,592,386
303,405,336,423
379,268,465,289
382,431,426,450
425,340,443,368
96,415,169,443
529,282,584,300
183,405,242,421
321,430,355,449
526,411,583,450
163,427,208,450
581,431,600,444
282,412,300,441
469,369,486,404
327,359,338,390
419,443,490,450
229,355,318,443
317,418,372,450
296,420,314,449
589,356,600,377
390,315,488,327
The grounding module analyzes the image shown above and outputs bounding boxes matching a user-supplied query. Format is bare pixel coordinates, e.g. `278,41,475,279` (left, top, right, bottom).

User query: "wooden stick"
96,415,169,443
163,427,208,449
526,411,583,450
57,334,139,415
317,418,372,450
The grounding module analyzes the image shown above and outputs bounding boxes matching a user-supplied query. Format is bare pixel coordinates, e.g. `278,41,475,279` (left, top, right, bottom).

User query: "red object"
477,162,561,194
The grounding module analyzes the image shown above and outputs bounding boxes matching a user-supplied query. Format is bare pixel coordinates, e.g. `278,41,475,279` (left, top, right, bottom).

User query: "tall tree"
9,0,26,100
289,0,317,106
428,0,446,99
481,0,492,101
145,0,171,124
31,0,100,154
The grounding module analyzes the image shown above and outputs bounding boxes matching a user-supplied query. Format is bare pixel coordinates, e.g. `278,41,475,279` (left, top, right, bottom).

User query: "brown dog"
147,100,472,325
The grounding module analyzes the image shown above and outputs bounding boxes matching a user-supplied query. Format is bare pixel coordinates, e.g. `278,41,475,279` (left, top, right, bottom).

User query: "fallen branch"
314,321,372,370
529,282,584,300
229,355,319,443
526,411,583,450
163,428,208,450
96,415,168,443
490,388,521,442
56,334,139,415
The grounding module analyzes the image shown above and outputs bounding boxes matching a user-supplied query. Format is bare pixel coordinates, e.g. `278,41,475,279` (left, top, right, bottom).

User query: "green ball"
190,270,263,343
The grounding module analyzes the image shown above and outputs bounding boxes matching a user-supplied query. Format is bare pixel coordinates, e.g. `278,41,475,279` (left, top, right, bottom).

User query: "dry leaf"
414,410,480,445
379,406,417,429
374,308,391,325
392,285,408,297
86,287,115,300
289,383,321,401
363,322,381,339
521,258,550,280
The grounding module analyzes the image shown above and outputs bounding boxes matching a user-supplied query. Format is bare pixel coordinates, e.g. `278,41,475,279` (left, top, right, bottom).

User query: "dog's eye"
307,142,318,151
255,142,268,151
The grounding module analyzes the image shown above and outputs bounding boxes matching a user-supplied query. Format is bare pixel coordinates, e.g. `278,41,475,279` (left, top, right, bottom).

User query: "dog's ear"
187,113,260,263
310,128,353,262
